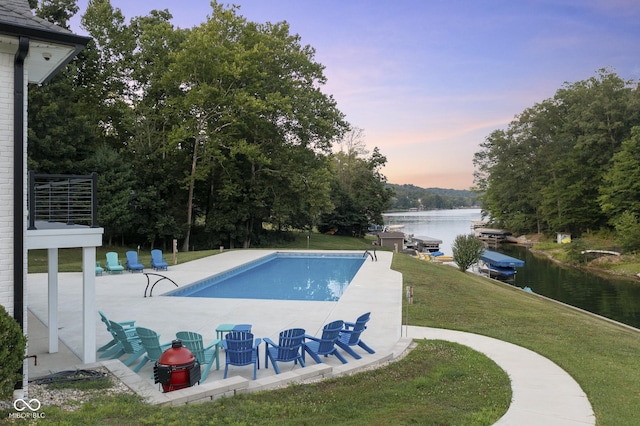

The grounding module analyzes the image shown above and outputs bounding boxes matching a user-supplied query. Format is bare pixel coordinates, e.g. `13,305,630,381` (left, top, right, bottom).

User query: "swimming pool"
166,252,366,301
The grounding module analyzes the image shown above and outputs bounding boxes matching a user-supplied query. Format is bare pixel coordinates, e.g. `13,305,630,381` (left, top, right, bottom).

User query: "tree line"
27,0,393,250
473,69,640,251
387,184,477,211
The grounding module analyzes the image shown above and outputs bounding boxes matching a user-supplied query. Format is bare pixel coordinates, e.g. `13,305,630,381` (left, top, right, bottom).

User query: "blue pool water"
167,252,366,301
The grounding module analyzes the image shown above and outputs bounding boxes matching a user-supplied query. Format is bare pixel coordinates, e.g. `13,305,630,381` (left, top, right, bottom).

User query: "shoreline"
525,245,640,284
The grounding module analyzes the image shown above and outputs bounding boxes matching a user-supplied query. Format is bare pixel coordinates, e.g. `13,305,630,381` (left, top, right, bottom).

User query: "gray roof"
0,0,89,44
0,0,90,84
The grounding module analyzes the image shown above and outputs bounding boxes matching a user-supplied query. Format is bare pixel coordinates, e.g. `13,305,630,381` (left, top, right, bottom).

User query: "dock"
410,235,443,253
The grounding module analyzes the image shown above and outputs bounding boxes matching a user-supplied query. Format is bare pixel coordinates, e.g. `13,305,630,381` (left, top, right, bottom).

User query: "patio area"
26,249,408,404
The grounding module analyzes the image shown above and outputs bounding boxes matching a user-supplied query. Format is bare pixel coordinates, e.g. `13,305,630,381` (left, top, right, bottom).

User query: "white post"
47,248,58,353
82,246,97,363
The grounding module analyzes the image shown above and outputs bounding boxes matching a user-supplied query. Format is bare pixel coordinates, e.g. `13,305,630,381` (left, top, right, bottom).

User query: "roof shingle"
0,0,73,36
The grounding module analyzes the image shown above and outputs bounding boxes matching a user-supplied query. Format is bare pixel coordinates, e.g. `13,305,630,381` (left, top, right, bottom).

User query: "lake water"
383,209,482,255
383,209,640,329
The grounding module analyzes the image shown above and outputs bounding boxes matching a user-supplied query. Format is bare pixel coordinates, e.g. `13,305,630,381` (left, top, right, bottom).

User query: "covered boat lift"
479,250,524,280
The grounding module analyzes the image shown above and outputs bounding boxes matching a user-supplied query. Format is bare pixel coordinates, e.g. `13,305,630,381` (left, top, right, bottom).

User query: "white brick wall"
0,50,14,316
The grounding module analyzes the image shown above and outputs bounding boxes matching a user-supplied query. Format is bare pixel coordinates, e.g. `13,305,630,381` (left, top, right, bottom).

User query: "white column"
47,248,58,353
82,246,97,363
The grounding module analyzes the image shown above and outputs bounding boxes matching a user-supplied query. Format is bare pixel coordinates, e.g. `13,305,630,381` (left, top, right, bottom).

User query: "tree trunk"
182,138,199,252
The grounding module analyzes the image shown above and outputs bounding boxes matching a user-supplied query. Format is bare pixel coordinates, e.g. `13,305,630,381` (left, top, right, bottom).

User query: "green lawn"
18,236,640,424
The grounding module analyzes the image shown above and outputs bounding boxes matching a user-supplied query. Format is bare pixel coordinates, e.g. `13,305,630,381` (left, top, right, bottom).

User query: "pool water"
167,252,366,301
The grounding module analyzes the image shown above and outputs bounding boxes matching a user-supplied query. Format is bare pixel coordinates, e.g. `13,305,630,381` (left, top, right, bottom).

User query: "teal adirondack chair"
303,320,348,365
176,331,221,383
97,311,136,359
109,321,145,366
95,261,104,276
105,252,124,274
133,327,171,373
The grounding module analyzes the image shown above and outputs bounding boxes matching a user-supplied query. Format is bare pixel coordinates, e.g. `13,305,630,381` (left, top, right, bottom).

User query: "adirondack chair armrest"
304,334,321,342
253,338,262,349
263,337,277,348
124,328,138,337
204,339,221,351
339,328,355,335
159,341,172,350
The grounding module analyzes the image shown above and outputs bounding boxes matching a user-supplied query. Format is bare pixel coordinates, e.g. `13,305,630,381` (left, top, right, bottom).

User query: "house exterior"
0,0,95,393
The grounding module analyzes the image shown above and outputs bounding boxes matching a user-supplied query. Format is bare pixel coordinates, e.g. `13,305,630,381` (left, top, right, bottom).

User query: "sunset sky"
71,0,640,189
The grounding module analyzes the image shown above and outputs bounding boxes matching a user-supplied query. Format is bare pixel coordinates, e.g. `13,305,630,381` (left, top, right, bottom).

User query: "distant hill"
386,183,478,210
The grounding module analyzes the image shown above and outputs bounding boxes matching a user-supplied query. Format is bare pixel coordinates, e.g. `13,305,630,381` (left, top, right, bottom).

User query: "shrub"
612,211,640,253
0,305,26,399
564,239,588,264
452,233,485,271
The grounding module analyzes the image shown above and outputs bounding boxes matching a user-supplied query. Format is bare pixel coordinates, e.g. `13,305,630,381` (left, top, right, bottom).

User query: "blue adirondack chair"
303,320,348,364
97,311,136,358
150,249,169,271
335,312,376,360
105,252,124,274
109,321,146,366
125,251,144,273
264,328,306,374
133,327,171,373
222,331,261,380
176,331,220,383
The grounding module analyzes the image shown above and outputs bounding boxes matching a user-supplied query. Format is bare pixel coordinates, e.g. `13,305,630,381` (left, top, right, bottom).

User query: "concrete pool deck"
24,249,594,424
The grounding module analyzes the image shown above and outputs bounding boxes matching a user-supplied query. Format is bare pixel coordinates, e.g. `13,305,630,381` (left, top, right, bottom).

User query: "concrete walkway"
406,326,595,425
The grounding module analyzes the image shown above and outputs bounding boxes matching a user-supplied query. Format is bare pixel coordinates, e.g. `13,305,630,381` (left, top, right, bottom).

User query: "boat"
479,250,524,280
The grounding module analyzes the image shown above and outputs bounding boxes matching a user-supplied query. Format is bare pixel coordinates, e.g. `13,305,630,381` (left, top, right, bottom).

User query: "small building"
377,232,405,251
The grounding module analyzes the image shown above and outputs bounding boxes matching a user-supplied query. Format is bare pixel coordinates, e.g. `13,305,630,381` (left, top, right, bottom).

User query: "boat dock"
408,235,443,253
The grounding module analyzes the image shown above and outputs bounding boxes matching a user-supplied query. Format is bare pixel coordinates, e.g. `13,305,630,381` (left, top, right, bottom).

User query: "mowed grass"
395,254,640,425
22,234,640,424
24,341,510,425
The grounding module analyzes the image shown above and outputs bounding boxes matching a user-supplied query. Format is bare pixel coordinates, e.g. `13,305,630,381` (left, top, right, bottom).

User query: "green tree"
28,0,95,174
452,234,485,272
320,144,393,237
474,69,640,236
165,2,347,249
611,211,640,253
86,145,134,245
125,10,187,248
599,127,640,220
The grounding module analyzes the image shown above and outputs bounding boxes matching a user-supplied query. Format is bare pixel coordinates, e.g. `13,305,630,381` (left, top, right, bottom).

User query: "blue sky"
71,0,640,189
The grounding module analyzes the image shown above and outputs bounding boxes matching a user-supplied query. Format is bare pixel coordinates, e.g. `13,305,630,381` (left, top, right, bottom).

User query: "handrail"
28,171,99,230
143,272,179,297
363,249,377,261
